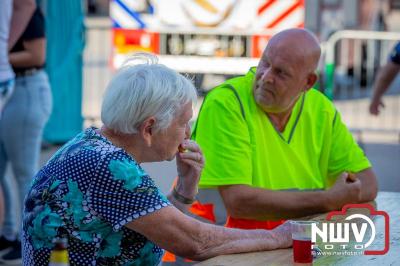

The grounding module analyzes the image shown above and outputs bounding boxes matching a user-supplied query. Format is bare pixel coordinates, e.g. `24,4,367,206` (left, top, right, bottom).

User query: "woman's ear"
140,117,156,146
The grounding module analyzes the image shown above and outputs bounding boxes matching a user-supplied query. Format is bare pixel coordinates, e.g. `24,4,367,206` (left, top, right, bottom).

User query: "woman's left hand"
175,140,204,199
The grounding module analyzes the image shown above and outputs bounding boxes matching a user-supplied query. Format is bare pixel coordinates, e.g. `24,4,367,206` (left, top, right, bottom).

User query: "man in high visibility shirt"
191,28,378,230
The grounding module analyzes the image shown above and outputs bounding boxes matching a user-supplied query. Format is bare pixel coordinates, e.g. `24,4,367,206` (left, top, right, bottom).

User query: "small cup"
290,220,318,264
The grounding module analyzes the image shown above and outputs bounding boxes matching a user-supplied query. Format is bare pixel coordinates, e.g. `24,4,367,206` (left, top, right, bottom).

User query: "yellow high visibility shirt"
192,68,371,190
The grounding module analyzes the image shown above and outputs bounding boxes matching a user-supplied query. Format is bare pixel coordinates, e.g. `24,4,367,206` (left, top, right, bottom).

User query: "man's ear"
304,72,318,91
140,117,156,146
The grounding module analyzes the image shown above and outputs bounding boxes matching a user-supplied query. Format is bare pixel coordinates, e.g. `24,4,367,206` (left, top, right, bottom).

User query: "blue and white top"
22,127,171,265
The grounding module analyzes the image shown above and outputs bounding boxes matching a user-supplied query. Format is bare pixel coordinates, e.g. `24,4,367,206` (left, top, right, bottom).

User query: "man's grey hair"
101,53,197,134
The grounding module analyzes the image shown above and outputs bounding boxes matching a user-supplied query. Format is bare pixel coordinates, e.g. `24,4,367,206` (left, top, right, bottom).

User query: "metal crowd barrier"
323,30,400,139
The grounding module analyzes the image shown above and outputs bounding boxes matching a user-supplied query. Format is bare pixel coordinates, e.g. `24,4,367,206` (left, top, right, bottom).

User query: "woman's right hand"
175,139,205,199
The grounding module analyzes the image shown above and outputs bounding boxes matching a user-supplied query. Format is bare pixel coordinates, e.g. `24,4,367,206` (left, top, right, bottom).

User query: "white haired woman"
22,55,291,265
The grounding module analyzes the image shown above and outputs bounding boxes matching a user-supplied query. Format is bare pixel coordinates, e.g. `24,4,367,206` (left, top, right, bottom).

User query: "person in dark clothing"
0,6,52,264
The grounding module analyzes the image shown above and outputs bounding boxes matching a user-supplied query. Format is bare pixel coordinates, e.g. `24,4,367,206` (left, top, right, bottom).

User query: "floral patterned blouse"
22,127,171,265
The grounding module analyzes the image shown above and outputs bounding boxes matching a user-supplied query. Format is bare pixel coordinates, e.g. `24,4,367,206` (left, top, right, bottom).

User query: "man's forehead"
263,44,300,67
265,38,300,55
264,30,320,66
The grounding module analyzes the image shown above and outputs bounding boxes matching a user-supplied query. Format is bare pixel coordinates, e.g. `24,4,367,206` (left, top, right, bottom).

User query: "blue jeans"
0,79,14,117
0,70,52,238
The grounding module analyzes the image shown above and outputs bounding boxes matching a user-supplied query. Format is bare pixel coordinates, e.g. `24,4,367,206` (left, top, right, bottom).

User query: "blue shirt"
389,42,400,65
22,128,170,265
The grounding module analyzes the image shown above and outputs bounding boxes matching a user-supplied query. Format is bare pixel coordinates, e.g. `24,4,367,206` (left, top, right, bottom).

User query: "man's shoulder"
306,89,335,108
204,75,252,103
306,88,328,98
303,89,337,120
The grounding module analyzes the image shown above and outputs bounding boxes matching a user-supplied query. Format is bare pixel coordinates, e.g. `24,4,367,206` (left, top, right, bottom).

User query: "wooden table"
196,192,400,266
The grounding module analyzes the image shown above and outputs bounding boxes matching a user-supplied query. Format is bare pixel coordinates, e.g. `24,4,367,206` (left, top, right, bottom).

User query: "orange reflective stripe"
162,251,176,262
226,216,285,230
189,201,216,223
190,202,284,229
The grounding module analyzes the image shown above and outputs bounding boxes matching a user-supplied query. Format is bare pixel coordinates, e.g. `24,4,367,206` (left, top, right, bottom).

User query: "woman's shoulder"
47,128,126,167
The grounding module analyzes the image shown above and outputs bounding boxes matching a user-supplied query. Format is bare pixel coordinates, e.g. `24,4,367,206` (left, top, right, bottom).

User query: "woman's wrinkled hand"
271,221,292,249
175,139,204,199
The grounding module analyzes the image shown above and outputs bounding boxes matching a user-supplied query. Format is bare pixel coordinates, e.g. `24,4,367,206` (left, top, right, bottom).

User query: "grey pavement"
363,142,400,192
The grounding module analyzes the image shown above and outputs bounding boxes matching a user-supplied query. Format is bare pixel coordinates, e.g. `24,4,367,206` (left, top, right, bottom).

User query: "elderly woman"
22,55,291,265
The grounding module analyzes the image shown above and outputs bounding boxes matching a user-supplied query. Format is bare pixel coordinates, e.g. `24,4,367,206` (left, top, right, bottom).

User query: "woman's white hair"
101,53,197,134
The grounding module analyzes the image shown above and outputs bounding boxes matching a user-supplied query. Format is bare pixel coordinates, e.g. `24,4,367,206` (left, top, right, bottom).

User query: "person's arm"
354,167,378,202
167,136,204,212
8,0,36,49
227,168,376,220
218,172,362,221
369,62,400,115
125,205,291,261
9,38,46,67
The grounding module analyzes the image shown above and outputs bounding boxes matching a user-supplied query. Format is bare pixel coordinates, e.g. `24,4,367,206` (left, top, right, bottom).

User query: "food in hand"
178,144,187,153
347,172,357,182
